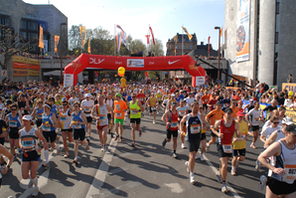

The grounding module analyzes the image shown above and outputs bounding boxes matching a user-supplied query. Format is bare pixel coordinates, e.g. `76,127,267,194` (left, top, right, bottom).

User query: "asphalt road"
0,113,265,198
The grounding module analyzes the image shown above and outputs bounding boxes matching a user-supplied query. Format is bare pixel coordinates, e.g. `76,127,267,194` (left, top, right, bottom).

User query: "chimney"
200,41,204,45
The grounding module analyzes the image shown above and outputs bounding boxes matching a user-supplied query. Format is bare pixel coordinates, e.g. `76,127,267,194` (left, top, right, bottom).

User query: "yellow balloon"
288,91,294,96
118,67,125,74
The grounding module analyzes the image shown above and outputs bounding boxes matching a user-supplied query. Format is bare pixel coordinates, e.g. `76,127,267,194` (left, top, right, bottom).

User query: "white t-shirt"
261,126,281,139
247,108,261,126
185,97,195,106
81,99,94,116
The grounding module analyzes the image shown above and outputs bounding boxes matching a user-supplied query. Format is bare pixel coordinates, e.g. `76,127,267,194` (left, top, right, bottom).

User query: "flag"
181,26,192,40
38,26,44,49
116,25,128,49
207,36,211,57
79,26,86,48
115,33,122,53
145,35,150,45
149,26,155,45
87,39,91,54
219,28,223,37
54,35,60,53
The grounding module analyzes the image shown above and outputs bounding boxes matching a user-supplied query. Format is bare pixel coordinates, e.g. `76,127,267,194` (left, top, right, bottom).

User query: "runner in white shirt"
81,93,94,140
246,102,262,149
260,116,281,149
177,100,189,149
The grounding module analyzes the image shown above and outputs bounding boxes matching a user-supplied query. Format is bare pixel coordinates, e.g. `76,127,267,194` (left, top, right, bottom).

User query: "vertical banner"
54,35,60,53
63,74,74,87
38,26,44,49
87,39,91,54
236,0,250,62
79,26,86,48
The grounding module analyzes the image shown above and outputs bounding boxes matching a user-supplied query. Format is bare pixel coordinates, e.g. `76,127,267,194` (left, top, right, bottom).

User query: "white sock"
43,150,49,163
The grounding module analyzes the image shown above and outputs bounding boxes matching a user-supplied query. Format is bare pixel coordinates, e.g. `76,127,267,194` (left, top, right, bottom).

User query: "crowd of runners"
0,80,295,197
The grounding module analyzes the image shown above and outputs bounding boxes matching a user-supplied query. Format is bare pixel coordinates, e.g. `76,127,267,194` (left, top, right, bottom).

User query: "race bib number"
116,113,122,117
190,124,200,134
9,120,18,127
170,122,178,128
284,165,296,184
222,144,233,153
21,137,35,149
151,107,156,111
131,110,138,115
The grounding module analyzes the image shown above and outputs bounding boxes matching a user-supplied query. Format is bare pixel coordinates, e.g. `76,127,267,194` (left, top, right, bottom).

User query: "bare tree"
0,24,30,70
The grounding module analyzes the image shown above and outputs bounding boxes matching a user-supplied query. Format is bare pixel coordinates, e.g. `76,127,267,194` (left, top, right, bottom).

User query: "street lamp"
214,26,221,81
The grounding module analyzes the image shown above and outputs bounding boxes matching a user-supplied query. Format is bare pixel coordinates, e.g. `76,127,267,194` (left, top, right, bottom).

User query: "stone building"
0,0,68,81
224,0,296,87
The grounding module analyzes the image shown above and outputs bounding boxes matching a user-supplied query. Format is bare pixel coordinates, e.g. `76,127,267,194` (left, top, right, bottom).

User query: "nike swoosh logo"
168,60,180,65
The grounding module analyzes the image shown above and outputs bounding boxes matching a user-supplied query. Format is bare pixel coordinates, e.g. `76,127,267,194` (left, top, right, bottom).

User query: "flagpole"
114,24,116,56
181,26,184,55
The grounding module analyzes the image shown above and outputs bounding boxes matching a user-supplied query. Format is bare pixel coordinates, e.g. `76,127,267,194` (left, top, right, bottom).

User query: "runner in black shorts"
180,102,204,184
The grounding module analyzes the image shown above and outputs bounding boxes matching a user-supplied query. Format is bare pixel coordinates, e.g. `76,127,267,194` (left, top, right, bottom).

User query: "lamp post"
59,22,67,83
214,26,221,81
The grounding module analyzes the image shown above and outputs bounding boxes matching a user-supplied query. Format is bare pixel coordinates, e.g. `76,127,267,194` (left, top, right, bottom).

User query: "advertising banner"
282,83,296,92
236,0,250,62
12,56,40,77
64,74,74,87
127,59,144,68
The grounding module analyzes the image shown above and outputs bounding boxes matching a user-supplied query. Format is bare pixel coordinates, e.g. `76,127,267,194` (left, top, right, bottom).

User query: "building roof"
190,42,218,57
168,33,197,42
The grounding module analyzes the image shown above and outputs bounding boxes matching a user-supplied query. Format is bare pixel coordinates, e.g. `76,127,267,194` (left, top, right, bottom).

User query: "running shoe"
231,167,237,176
64,153,69,158
190,173,197,184
221,182,229,193
181,143,186,149
172,152,177,158
153,120,156,124
200,154,205,161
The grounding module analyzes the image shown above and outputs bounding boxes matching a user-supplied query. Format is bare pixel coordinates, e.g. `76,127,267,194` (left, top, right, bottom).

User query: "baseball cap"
285,124,296,134
22,115,32,121
85,93,91,98
115,93,122,98
282,117,294,125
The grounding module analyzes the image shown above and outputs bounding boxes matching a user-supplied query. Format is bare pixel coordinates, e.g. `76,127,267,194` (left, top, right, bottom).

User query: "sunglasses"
273,122,279,124
74,105,80,108
63,103,68,106
11,109,17,111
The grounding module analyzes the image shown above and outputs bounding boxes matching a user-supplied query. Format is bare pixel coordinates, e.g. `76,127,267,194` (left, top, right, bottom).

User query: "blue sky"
24,0,224,51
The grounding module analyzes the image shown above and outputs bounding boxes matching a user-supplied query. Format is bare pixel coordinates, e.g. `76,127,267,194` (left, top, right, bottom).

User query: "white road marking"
164,183,184,193
85,138,118,198
203,155,242,198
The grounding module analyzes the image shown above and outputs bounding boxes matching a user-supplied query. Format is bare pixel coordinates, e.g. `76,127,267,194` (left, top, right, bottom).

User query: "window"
275,32,279,44
276,2,280,14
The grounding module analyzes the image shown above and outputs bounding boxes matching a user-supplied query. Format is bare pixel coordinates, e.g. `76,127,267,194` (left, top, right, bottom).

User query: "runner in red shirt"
211,108,239,193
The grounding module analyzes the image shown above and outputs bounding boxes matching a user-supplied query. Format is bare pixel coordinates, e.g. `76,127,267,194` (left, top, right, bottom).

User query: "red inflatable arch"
63,53,206,86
